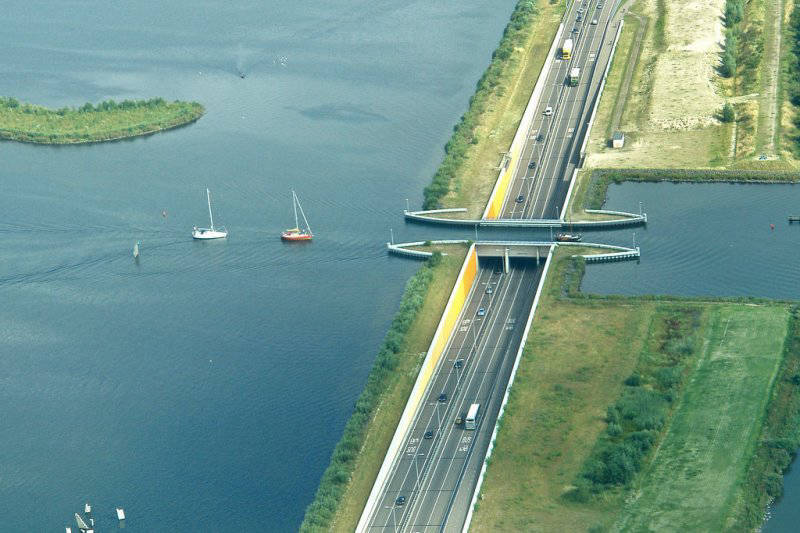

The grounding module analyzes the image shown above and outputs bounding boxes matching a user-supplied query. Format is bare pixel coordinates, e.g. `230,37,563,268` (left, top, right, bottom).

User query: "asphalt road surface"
502,0,621,220
365,258,542,531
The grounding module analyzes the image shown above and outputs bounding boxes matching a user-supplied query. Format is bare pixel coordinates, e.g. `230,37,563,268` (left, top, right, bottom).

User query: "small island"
0,96,204,144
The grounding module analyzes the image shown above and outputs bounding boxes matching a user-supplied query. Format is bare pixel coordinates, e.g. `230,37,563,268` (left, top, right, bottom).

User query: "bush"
624,373,642,386
721,102,735,122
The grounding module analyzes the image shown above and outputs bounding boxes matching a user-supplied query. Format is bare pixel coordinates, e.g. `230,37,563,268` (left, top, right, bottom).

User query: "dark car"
528,161,536,169
438,392,448,402
395,495,406,506
454,359,464,369
536,133,545,142
572,26,580,33
424,430,434,440
516,195,525,203
577,14,583,22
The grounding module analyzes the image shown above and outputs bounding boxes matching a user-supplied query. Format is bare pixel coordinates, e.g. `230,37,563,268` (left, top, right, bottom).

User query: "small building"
612,131,625,148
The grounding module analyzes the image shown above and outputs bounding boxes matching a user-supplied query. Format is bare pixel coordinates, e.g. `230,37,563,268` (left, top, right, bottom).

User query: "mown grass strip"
615,305,788,531
0,96,204,144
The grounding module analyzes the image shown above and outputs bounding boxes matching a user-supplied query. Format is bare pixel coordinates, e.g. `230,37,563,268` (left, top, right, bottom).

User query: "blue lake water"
0,1,520,530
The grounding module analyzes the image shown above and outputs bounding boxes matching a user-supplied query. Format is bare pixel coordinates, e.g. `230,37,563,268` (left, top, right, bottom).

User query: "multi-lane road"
502,0,620,220
365,259,542,531
363,1,622,530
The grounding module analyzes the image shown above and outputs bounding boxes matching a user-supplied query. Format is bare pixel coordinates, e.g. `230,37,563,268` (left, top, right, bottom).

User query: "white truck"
569,67,580,86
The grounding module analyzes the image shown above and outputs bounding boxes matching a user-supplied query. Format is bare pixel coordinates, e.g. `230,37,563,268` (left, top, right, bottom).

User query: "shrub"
721,102,735,122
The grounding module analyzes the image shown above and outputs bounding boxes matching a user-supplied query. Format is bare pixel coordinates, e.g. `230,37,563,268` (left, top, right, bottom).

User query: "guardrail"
387,239,470,259
357,245,479,532
403,209,646,228
483,22,567,220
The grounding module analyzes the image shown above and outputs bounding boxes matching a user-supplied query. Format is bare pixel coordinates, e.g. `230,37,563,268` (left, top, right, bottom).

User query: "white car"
543,106,553,116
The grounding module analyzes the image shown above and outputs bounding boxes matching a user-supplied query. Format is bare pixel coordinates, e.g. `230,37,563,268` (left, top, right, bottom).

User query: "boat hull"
281,231,312,241
193,229,228,240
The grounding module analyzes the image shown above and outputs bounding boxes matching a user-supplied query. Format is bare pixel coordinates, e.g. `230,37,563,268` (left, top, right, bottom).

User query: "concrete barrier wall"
461,245,555,532
357,245,479,532
483,23,566,220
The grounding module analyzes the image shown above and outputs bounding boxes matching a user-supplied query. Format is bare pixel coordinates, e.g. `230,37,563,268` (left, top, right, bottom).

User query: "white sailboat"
192,188,228,240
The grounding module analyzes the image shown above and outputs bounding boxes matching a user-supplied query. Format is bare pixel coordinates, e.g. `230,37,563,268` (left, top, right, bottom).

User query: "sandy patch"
648,0,726,130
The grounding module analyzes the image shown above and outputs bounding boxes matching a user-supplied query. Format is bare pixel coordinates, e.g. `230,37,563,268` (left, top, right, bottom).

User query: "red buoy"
770,224,775,230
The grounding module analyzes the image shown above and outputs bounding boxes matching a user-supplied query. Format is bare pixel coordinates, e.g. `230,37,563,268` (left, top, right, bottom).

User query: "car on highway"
395,496,406,506
454,359,464,369
543,106,553,116
598,3,604,8
424,430,434,440
438,392,448,402
528,160,536,169
577,14,583,22
572,26,580,34
515,195,524,203
486,285,493,294
477,307,486,316
591,18,598,25
577,7,584,13
455,415,464,425
536,133,545,142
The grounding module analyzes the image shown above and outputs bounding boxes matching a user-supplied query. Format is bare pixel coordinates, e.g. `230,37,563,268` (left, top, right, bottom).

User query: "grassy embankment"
0,96,204,144
299,251,466,532
301,0,567,528
424,0,564,217
567,167,800,217
470,249,796,531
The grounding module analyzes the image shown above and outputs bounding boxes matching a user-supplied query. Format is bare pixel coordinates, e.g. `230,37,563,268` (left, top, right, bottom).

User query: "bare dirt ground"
586,0,730,168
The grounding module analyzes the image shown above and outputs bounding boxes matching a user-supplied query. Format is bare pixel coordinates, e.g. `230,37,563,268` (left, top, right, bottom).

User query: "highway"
362,2,623,531
502,0,620,220
365,258,542,531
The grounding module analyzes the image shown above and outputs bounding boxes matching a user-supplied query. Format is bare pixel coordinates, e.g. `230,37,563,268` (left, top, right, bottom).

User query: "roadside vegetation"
470,249,795,531
299,251,466,532
0,96,204,144
573,168,800,213
422,0,564,216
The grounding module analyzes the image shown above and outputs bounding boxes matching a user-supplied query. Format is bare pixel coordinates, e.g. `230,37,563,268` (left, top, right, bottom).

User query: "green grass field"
0,96,204,144
471,251,792,531
614,305,788,531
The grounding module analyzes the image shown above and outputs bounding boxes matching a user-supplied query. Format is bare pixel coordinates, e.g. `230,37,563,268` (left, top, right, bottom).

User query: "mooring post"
406,198,410,212
390,228,394,245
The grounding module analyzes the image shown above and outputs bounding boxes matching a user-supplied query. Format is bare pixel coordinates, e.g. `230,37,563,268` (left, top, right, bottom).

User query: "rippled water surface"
0,1,519,530
582,182,800,299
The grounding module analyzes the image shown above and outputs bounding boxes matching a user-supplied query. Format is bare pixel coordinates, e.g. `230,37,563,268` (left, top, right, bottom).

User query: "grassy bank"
470,250,794,531
0,96,204,144
578,167,800,211
423,0,564,216
299,250,466,532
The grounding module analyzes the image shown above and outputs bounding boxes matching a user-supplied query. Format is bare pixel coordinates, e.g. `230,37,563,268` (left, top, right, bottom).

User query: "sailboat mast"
296,193,312,234
206,188,215,230
292,190,300,229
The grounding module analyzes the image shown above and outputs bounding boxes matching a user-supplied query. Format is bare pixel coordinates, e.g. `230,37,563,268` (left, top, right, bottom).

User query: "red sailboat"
281,190,313,242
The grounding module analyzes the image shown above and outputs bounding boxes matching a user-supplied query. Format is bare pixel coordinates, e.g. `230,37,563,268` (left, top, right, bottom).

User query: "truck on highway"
465,403,480,430
562,39,573,60
569,67,580,86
